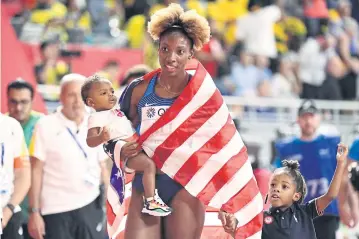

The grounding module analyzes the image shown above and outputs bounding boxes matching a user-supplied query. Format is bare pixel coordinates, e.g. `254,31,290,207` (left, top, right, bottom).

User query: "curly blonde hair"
147,3,210,51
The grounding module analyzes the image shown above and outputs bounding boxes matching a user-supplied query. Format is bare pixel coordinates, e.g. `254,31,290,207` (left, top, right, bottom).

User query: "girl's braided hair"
280,160,307,204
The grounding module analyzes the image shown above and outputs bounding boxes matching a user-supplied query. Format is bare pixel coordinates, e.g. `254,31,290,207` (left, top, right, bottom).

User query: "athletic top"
136,74,177,135
274,134,340,216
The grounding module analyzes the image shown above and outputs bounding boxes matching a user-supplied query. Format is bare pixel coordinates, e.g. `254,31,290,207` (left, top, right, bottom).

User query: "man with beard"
7,79,43,239
273,99,345,239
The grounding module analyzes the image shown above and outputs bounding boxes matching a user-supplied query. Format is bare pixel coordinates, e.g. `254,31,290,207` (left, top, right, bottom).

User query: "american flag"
107,61,263,239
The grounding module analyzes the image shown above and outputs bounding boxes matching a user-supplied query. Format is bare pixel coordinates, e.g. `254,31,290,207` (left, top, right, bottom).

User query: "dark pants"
42,199,105,239
339,72,357,100
313,215,339,239
2,211,24,239
301,77,342,100
22,223,31,239
305,18,328,37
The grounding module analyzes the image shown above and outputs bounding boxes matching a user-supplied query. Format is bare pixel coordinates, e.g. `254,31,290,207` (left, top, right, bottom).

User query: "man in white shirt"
27,74,109,239
236,5,281,58
0,113,31,239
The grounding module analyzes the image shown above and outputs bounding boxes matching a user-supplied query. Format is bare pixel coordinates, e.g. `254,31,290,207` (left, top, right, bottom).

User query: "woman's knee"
129,153,156,174
143,157,156,174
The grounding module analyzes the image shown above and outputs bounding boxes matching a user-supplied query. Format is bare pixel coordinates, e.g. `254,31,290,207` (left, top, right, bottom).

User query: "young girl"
262,143,348,239
81,74,172,217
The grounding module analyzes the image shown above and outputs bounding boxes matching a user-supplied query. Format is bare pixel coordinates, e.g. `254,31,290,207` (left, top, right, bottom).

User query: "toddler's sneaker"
142,189,172,216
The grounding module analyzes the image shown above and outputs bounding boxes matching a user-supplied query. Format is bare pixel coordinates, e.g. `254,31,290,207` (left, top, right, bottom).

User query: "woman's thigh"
124,187,162,239
164,189,205,239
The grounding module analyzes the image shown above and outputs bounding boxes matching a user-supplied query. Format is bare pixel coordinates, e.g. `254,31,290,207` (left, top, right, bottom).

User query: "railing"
39,84,359,132
224,96,359,126
40,85,359,167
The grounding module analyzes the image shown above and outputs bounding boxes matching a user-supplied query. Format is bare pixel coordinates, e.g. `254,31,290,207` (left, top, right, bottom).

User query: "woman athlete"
119,4,238,238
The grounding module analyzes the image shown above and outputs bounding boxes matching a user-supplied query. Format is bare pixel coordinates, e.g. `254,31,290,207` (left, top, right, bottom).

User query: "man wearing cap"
273,99,345,239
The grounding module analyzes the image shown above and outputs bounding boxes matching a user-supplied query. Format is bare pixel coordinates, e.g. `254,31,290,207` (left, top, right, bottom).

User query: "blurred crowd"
5,0,359,101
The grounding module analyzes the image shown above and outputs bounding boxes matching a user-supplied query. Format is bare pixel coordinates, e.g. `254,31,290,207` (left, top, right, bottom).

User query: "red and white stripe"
108,61,263,239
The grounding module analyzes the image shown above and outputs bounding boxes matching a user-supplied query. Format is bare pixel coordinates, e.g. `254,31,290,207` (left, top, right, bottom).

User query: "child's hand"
100,127,111,142
218,210,238,237
337,143,348,163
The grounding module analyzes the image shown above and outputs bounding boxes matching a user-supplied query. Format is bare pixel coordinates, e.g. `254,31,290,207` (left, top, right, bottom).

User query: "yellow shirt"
30,2,67,24
186,0,206,17
207,0,249,46
274,16,307,54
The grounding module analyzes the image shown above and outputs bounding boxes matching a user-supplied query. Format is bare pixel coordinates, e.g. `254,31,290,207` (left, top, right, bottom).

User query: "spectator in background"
122,0,151,23
303,0,329,37
85,0,110,37
118,64,152,96
329,0,353,38
0,113,31,239
195,18,226,80
27,74,109,239
230,44,271,97
274,10,307,56
125,4,165,69
297,34,346,100
274,100,348,239
34,38,70,85
30,0,67,25
206,0,249,48
236,4,281,59
255,55,272,79
336,17,359,99
29,0,68,41
65,0,91,39
97,60,121,90
271,56,301,98
6,79,43,239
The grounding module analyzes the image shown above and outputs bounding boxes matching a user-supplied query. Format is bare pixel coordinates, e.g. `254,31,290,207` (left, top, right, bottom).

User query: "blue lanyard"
1,143,4,167
66,128,88,159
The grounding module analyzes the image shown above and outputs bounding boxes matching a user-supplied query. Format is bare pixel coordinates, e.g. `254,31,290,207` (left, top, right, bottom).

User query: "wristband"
28,207,41,214
6,203,15,214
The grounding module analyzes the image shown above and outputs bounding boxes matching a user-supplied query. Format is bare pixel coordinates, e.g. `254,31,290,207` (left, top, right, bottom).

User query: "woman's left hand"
218,210,238,237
